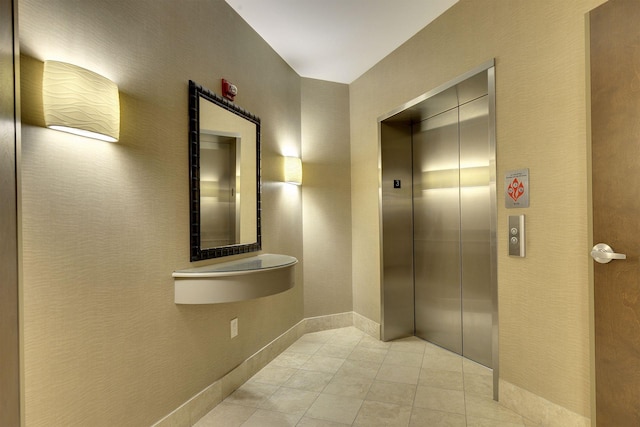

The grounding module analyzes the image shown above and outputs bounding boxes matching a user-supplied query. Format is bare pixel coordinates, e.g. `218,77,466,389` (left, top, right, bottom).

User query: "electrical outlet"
230,318,238,338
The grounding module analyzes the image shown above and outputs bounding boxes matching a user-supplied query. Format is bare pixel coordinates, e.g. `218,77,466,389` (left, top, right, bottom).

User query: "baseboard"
304,312,354,333
353,311,380,339
499,379,590,427
153,311,380,426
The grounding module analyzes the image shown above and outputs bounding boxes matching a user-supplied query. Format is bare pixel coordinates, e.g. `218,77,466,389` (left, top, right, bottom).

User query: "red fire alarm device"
222,79,237,101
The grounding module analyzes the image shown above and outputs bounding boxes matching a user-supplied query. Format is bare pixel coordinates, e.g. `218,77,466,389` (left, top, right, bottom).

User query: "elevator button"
508,215,525,257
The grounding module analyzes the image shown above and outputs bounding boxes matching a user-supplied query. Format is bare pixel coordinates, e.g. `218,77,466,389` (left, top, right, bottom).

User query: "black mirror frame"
188,80,261,261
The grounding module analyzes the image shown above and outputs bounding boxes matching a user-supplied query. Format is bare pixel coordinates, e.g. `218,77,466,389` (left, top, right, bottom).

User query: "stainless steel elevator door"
413,95,492,367
200,134,237,248
380,64,497,383
413,108,462,354
460,95,492,367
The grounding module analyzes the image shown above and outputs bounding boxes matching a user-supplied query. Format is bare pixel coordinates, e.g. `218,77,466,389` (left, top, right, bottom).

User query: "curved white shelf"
173,254,298,304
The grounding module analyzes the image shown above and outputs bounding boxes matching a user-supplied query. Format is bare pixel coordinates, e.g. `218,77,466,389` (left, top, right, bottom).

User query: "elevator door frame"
378,59,498,400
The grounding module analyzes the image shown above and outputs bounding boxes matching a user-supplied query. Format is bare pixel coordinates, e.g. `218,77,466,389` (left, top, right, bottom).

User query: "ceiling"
225,0,459,84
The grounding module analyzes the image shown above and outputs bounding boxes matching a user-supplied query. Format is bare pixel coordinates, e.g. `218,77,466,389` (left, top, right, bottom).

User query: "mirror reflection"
189,81,261,261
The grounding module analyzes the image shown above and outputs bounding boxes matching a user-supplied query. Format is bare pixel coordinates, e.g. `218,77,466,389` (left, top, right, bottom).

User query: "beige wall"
350,0,605,417
18,0,610,423
19,0,303,425
301,78,352,318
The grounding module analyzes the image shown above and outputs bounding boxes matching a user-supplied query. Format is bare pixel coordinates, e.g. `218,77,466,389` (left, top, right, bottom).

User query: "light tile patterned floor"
195,327,538,427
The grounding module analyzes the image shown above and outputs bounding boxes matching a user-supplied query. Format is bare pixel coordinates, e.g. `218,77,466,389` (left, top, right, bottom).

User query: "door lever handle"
591,243,627,264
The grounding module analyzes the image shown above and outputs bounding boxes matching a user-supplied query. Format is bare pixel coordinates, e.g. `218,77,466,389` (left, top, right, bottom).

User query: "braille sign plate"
505,168,529,208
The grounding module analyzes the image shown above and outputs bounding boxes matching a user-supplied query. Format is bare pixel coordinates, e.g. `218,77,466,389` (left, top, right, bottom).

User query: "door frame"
0,0,21,425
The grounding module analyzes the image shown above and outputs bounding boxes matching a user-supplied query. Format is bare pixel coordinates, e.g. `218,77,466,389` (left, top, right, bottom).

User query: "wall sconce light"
42,61,120,142
283,156,302,185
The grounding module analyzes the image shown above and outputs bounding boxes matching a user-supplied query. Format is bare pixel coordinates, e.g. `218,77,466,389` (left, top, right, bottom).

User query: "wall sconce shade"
284,156,302,185
43,61,120,142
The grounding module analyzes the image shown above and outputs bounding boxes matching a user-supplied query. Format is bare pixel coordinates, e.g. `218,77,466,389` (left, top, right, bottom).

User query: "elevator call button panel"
509,215,525,257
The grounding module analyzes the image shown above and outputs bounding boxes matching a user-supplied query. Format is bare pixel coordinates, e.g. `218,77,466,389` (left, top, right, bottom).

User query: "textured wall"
19,0,303,425
301,78,352,317
350,0,605,417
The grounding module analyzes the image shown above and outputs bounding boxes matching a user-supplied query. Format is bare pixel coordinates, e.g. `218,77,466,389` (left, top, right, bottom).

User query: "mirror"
189,80,261,261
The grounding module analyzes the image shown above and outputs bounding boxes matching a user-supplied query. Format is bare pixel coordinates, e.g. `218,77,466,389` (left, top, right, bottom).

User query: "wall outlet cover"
230,318,238,338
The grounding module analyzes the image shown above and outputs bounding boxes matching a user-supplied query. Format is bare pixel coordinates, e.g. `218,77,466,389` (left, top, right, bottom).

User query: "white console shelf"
173,253,298,304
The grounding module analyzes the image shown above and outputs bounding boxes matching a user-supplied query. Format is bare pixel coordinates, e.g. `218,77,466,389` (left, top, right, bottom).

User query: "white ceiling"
225,0,459,84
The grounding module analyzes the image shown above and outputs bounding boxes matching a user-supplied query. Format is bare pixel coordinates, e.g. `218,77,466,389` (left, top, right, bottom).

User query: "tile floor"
195,327,537,426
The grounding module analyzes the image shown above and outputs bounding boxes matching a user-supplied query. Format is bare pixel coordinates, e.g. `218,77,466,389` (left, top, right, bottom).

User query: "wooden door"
590,0,640,425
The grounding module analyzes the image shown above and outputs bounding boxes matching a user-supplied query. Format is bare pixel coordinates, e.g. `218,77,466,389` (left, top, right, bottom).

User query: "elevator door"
380,63,496,377
413,95,492,368
413,108,462,354
199,133,238,248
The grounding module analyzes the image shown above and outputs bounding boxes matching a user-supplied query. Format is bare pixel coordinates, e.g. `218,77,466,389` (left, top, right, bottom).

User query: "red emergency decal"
508,178,525,202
